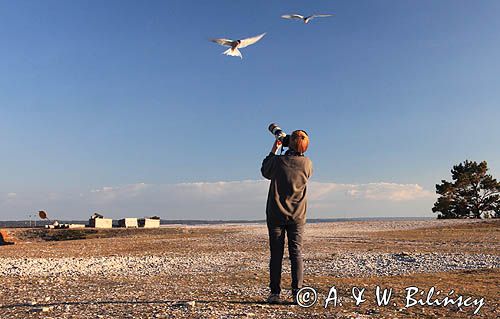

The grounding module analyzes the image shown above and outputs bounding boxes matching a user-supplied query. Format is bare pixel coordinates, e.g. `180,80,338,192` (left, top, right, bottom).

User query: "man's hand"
271,139,282,155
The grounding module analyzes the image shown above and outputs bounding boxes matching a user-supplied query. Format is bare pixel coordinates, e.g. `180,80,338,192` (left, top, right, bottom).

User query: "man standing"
261,130,313,304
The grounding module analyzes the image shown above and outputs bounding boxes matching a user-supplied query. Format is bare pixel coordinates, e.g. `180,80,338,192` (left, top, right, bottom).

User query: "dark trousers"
268,223,304,295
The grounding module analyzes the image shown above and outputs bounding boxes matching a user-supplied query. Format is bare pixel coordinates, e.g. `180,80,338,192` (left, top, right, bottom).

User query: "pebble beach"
0,219,498,318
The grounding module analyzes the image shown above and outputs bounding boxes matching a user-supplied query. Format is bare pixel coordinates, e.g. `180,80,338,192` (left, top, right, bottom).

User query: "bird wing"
238,33,266,48
210,38,234,47
310,14,334,19
281,14,304,20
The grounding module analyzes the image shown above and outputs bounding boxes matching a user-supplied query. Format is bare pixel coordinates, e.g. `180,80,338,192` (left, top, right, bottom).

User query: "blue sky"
1,0,499,220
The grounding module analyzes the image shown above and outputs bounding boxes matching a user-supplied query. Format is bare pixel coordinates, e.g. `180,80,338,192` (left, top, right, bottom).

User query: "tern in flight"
210,33,266,59
281,14,334,24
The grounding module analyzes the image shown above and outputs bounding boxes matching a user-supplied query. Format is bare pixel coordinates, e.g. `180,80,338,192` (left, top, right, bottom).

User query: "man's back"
261,153,313,226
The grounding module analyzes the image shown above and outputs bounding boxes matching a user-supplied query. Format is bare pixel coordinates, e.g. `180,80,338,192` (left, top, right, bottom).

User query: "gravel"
1,252,498,278
1,220,498,318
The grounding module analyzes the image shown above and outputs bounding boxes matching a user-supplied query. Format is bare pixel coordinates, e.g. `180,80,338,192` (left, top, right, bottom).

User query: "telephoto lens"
268,123,287,141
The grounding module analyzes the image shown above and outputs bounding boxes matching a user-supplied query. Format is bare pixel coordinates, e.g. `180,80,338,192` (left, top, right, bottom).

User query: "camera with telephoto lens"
268,123,291,147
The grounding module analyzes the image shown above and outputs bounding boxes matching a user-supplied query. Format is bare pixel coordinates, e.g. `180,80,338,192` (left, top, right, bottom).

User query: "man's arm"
261,140,281,180
307,158,313,179
270,139,282,155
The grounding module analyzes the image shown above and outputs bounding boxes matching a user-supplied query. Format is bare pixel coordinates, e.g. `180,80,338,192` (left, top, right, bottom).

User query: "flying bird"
281,14,334,24
210,33,266,59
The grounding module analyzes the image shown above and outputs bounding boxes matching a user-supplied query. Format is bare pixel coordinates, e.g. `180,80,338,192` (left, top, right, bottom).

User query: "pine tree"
433,160,500,219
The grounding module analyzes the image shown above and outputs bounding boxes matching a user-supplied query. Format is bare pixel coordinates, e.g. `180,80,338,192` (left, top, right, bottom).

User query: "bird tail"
223,48,242,59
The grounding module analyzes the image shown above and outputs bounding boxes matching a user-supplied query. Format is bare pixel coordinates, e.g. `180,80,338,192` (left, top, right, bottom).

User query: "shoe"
267,293,281,304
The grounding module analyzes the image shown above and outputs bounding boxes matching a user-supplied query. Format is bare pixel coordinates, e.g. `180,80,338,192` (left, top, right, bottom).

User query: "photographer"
261,129,313,304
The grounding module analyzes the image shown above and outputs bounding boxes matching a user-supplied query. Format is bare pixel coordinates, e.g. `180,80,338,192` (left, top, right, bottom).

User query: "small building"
89,217,113,228
138,218,160,228
88,212,112,229
118,218,138,228
67,224,86,229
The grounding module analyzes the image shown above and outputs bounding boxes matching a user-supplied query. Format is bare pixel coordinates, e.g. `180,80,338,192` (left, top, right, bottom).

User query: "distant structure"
89,212,112,229
138,216,160,228
38,210,85,229
118,218,138,228
31,211,160,230
45,222,85,229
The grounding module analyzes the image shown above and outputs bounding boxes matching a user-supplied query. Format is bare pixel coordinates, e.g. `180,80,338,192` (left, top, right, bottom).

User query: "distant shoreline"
0,216,434,228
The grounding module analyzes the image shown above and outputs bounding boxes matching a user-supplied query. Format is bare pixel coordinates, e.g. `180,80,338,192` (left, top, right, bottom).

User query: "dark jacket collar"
285,149,304,156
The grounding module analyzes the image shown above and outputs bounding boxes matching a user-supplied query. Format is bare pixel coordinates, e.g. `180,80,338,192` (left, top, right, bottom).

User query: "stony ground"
0,219,498,318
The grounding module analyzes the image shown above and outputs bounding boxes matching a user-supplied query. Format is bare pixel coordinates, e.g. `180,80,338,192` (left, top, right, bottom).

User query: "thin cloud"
310,182,435,201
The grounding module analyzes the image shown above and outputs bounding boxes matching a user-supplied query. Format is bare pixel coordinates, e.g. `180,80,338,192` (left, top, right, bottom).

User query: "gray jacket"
261,152,313,226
